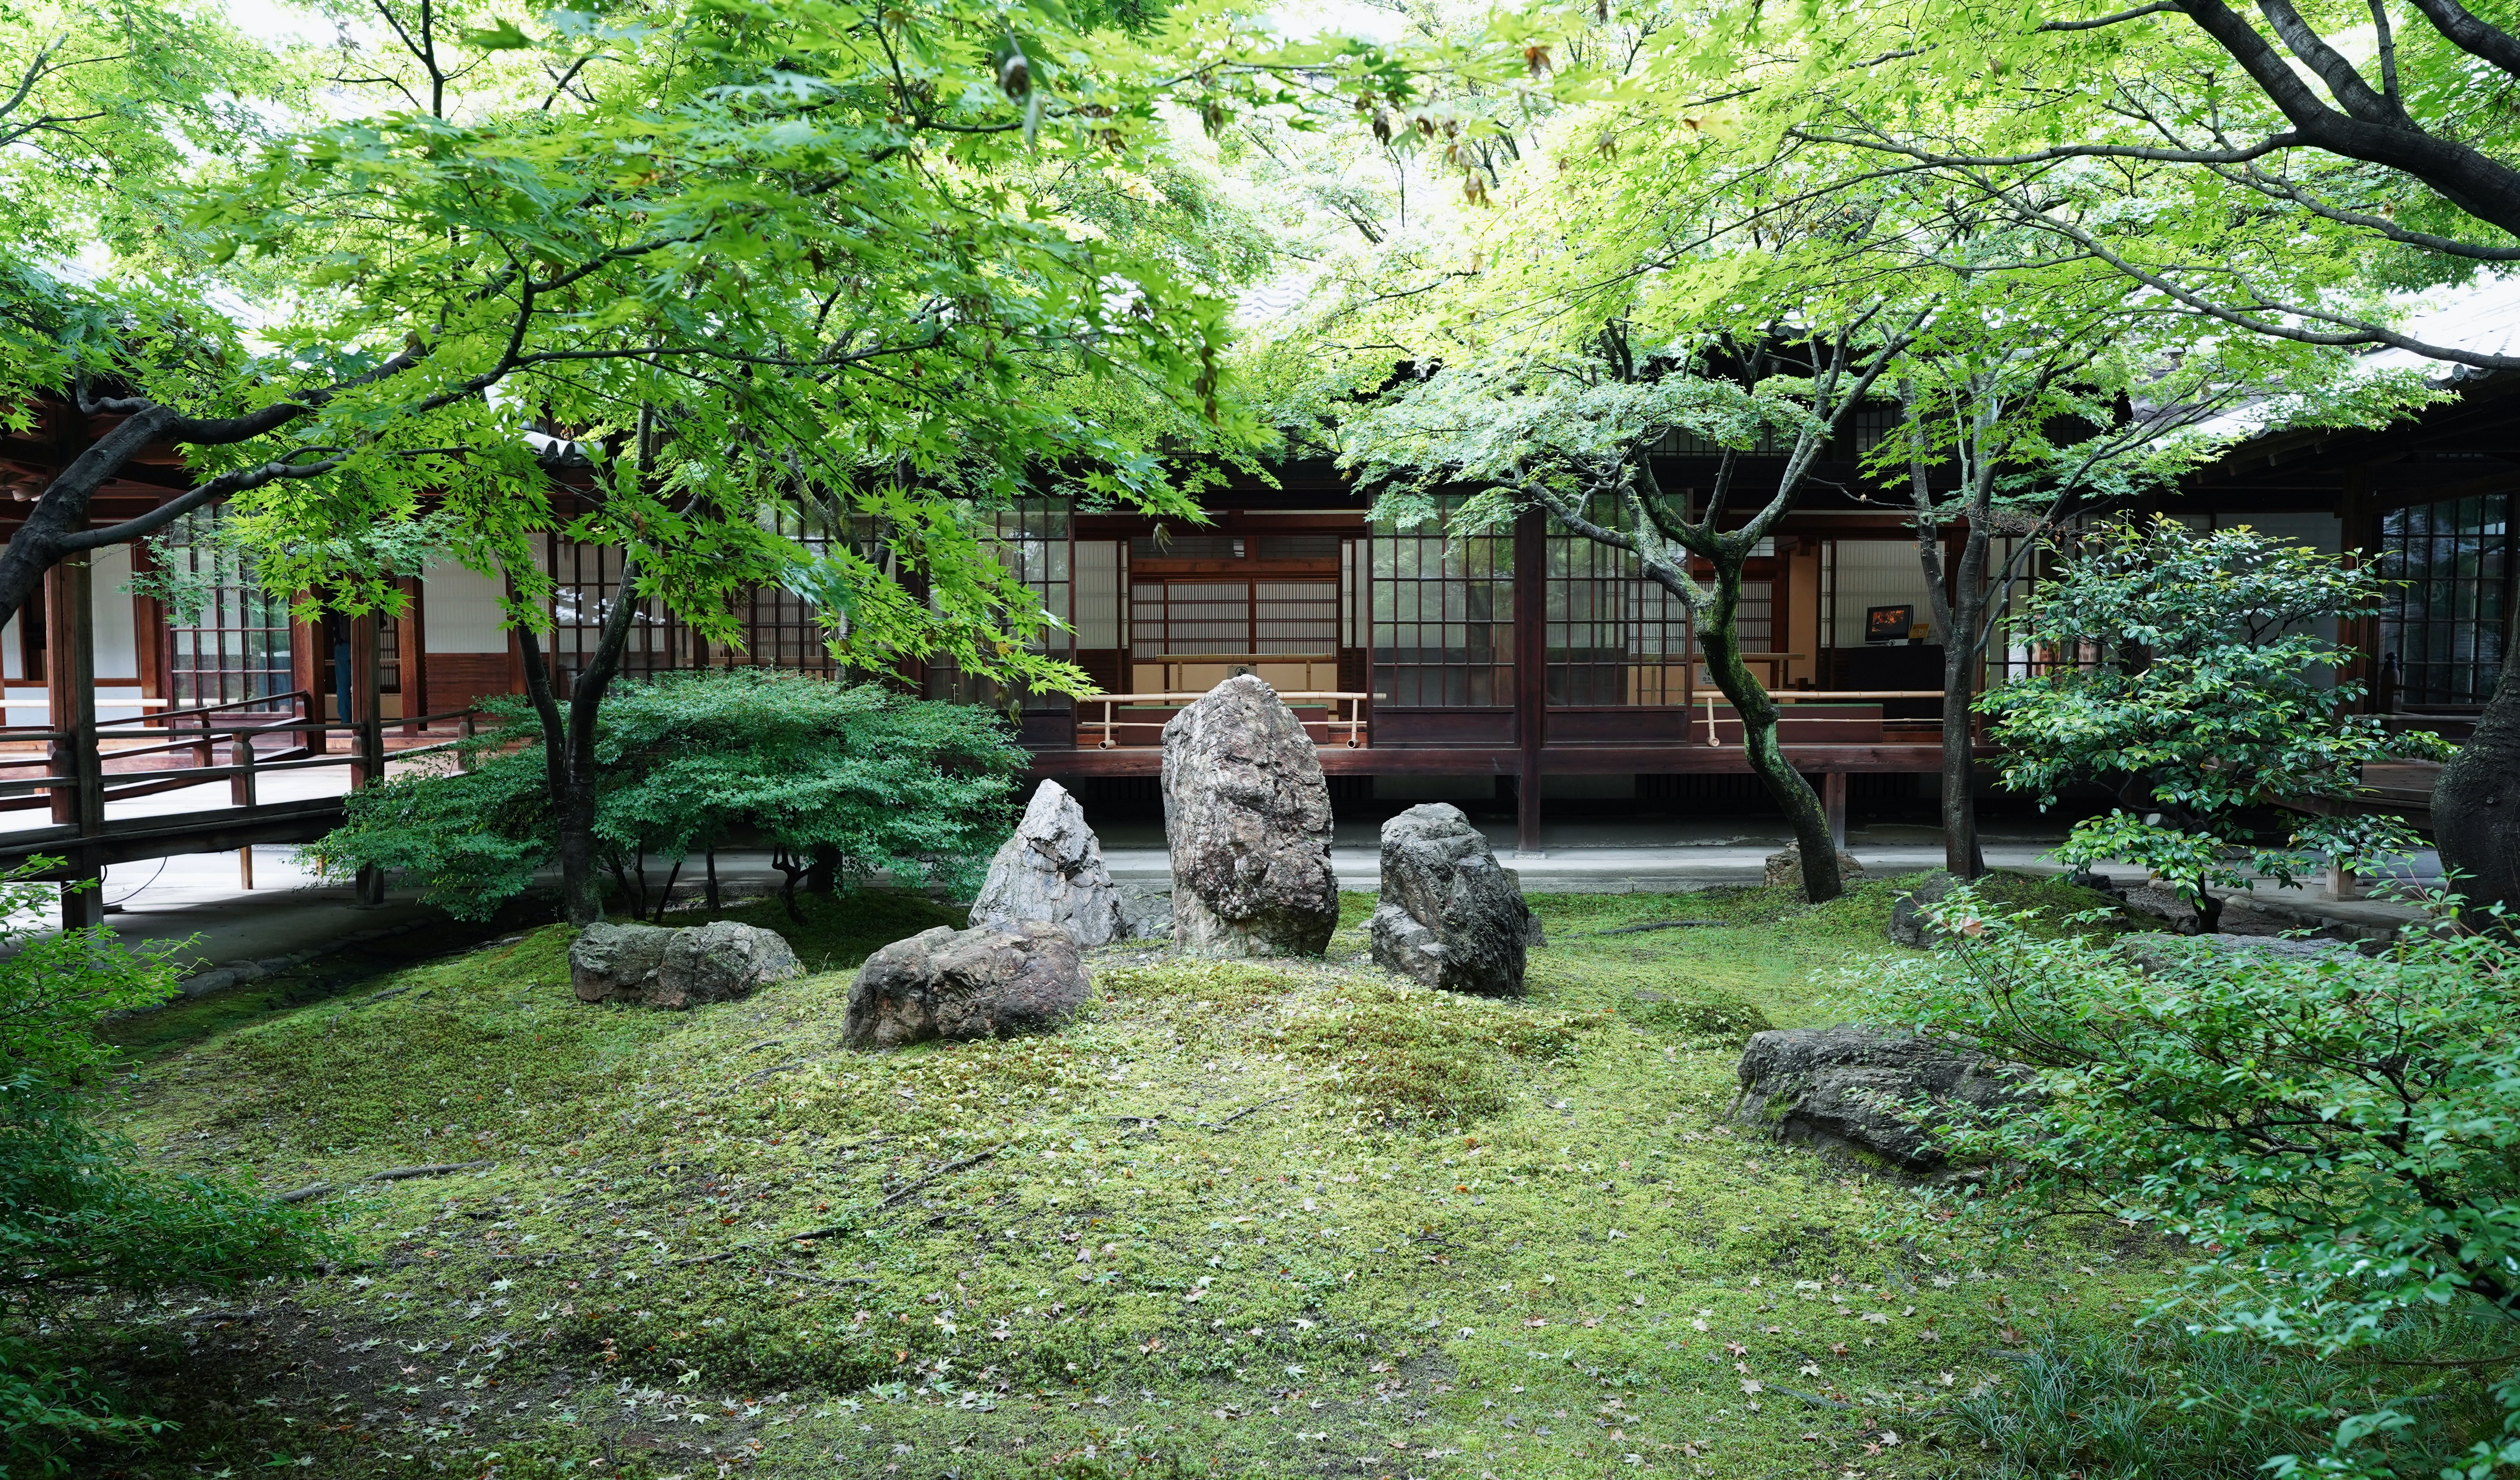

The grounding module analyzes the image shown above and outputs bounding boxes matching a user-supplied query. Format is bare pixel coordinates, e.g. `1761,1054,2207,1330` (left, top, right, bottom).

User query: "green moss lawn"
75,874,2157,1480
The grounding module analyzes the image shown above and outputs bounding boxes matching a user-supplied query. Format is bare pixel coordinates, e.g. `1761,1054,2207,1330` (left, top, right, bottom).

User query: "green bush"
0,862,338,1474
1978,519,2449,931
1948,1316,2502,1480
1854,886,2520,1476
308,670,1027,920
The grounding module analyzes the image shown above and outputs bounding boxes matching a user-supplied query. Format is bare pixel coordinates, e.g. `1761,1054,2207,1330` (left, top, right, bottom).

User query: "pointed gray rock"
1370,803,1532,997
1161,674,1338,957
968,780,1125,947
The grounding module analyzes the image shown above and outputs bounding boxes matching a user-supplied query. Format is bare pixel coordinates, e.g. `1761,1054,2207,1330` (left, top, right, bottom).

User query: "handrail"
1080,690,1370,750
1700,689,1946,746
98,689,317,729
1135,653,1340,664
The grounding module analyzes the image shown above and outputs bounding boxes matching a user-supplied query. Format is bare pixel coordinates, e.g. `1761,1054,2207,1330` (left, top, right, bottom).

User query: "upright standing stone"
1161,674,1339,956
1371,803,1532,996
968,780,1125,947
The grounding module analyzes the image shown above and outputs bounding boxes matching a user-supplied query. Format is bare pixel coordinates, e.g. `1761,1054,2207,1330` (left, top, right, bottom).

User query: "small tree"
1345,319,1915,902
1854,891,2520,1477
1981,518,2448,930
0,860,339,1473
307,671,1027,922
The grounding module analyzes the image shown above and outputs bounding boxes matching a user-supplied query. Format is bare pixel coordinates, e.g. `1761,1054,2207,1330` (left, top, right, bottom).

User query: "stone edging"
166,916,441,1001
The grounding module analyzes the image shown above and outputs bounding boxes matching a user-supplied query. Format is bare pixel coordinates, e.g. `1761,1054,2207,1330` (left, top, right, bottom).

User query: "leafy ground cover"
62,874,2162,1479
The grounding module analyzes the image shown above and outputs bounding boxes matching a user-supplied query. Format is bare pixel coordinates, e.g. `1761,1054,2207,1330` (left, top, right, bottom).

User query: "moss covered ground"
70,872,2161,1480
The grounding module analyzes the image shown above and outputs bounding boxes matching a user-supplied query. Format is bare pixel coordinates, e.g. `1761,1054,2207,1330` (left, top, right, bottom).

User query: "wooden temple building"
0,356,2504,914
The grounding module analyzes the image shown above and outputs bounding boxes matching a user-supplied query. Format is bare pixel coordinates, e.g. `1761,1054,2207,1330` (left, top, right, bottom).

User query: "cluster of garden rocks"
837,674,1540,1046
562,673,1542,1048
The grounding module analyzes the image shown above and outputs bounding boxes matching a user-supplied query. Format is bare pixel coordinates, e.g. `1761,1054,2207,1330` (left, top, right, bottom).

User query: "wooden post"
399,575,427,735
45,554,103,928
1512,508,1547,856
291,605,328,754
1822,771,1848,849
349,610,386,907
349,611,383,787
232,731,258,891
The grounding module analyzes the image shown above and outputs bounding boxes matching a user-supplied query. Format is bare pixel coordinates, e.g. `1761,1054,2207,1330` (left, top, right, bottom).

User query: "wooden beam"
347,610,386,906
0,796,351,874
349,611,382,788
1028,741,1979,779
292,601,327,754
42,553,102,927
400,576,427,734
1513,509,1546,854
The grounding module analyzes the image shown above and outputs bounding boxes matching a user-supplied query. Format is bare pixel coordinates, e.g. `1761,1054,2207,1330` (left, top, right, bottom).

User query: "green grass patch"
1274,980,1588,1121
54,883,2179,1480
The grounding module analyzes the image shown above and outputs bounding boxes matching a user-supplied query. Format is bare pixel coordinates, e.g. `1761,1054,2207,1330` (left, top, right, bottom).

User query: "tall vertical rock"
968,780,1125,947
1161,674,1339,956
1371,803,1532,996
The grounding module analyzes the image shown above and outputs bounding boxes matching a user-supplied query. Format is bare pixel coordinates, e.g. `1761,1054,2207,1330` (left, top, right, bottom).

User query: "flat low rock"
1735,1025,2027,1172
571,920,800,1009
1370,803,1532,997
843,920,1090,1049
968,780,1126,947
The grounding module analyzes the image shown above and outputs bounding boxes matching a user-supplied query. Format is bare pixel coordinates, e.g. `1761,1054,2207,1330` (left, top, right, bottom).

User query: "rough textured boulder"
967,780,1125,947
1161,674,1339,956
1115,883,1175,943
655,922,802,1008
572,920,800,1009
1370,803,1532,996
1887,871,1964,948
1764,843,1865,898
571,922,673,1003
843,921,1090,1048
1735,1025,2028,1172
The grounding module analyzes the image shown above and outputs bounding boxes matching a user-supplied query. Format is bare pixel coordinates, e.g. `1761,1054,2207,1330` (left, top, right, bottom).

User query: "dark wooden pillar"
349,610,386,907
45,554,103,928
1513,508,1547,856
290,603,328,754
1822,771,1848,848
399,576,428,733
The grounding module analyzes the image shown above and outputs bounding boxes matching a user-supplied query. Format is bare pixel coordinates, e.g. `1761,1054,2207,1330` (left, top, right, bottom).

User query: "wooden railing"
0,693,495,814
1079,691,1370,750
1698,689,1945,747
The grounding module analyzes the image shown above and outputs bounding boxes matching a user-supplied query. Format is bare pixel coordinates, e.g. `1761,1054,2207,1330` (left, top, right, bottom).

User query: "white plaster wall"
90,543,139,678
423,560,512,652
1,612,29,726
